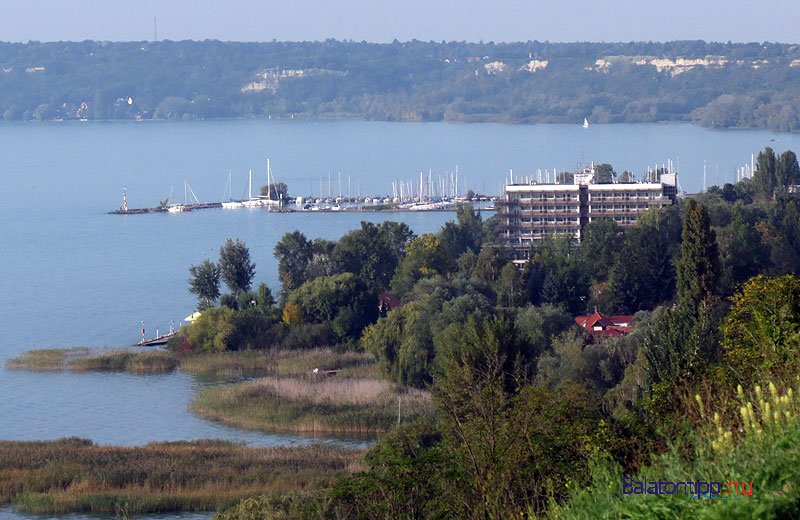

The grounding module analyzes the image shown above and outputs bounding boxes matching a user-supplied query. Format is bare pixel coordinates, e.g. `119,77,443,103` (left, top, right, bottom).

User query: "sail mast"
266,158,272,201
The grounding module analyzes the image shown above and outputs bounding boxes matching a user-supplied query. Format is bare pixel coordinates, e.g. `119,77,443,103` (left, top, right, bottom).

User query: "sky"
2,0,799,44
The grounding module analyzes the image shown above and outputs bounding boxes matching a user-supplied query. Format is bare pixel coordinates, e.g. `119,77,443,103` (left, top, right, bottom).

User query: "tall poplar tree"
188,258,221,310
676,199,720,309
219,238,256,296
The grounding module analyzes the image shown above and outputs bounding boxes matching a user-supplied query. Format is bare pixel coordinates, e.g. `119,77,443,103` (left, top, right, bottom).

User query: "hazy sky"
3,0,800,43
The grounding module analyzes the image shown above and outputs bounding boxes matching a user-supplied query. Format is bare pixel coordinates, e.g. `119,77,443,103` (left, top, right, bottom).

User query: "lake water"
1,119,799,519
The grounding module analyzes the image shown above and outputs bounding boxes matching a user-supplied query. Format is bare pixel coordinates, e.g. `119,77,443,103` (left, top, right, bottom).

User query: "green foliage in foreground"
550,382,800,520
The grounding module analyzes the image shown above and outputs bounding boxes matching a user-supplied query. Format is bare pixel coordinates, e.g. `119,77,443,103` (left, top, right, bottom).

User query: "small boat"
583,118,589,128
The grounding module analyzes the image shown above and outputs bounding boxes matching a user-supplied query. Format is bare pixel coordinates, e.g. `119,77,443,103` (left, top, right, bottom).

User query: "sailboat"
257,158,281,208
242,169,262,207
221,170,244,209
583,118,589,129
168,180,200,212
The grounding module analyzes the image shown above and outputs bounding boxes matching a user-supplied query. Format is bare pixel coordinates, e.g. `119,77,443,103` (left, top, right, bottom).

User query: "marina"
110,159,496,214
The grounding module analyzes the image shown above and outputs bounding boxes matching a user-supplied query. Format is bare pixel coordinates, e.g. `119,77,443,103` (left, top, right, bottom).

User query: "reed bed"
0,437,361,514
5,347,91,371
8,346,373,379
178,348,375,378
192,376,435,434
5,348,177,373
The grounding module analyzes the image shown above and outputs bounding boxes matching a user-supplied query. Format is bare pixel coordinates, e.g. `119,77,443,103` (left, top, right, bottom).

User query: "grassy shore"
6,347,375,378
179,348,377,378
0,437,361,515
4,347,177,373
192,376,434,434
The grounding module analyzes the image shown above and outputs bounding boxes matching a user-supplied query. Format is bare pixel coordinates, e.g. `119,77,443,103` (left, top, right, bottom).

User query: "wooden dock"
136,331,178,347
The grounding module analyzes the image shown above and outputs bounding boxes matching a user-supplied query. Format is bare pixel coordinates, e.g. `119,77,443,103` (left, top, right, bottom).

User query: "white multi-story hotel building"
496,170,677,259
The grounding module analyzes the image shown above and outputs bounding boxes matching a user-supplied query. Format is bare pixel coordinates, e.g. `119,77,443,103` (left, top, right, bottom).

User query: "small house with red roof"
378,292,403,314
575,311,635,337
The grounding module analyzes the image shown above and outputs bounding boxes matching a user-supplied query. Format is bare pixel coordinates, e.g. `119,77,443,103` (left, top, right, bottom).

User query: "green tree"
287,272,362,323
723,274,800,381
594,163,616,183
433,318,528,519
439,203,484,258
514,304,576,360
259,181,289,201
185,306,237,353
607,207,682,313
434,318,606,516
619,170,635,183
219,238,256,296
188,258,221,310
754,146,777,197
333,221,415,293
391,233,452,297
526,236,589,313
775,150,800,192
325,419,453,520
717,206,765,293
255,282,277,315
578,218,621,282
274,231,313,295
362,299,437,388
773,200,800,273
676,199,720,308
496,262,522,308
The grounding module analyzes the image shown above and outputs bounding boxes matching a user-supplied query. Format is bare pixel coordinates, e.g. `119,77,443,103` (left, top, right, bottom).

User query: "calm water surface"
1,120,799,519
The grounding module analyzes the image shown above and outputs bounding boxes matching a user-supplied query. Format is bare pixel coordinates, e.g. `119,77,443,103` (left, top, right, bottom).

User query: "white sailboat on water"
258,158,281,208
221,170,244,209
168,180,200,212
242,169,262,207
583,117,589,129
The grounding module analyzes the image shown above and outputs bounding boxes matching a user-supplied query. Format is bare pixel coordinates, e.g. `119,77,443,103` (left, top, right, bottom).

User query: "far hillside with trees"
3,40,800,130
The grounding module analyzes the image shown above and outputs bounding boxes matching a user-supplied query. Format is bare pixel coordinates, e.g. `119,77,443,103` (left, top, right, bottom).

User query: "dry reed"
192,376,434,434
0,438,361,514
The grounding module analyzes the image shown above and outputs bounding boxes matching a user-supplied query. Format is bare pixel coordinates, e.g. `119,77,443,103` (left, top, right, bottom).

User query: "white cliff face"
519,60,549,73
483,61,507,75
241,69,342,93
586,56,776,76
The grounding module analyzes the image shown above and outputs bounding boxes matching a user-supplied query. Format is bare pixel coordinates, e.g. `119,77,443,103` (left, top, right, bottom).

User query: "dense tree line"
2,40,800,130
179,148,800,519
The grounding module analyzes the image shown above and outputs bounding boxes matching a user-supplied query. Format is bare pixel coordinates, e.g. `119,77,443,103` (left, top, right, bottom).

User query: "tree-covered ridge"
3,39,800,130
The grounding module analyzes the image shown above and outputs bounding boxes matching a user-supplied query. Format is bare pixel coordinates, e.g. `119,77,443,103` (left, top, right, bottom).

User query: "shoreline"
1,115,797,134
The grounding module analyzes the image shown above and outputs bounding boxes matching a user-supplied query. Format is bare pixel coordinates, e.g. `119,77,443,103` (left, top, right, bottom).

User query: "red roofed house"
378,292,403,314
575,311,635,337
